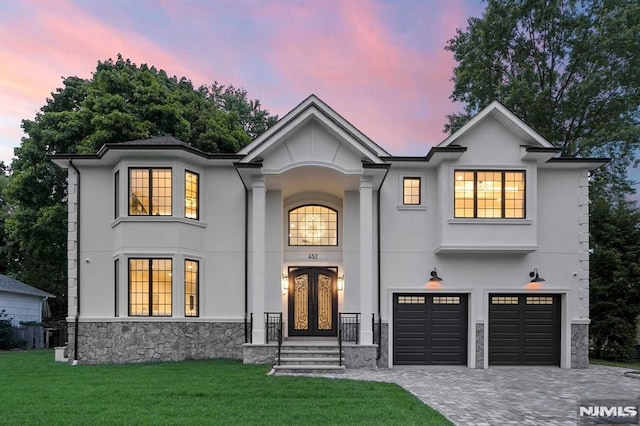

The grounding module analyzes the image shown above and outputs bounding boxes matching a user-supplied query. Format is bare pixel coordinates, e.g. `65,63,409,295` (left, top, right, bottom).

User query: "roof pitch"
116,136,191,147
0,274,54,298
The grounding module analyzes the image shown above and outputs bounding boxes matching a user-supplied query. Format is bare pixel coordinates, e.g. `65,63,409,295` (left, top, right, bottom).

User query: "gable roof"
0,274,54,298
438,101,556,148
238,94,390,163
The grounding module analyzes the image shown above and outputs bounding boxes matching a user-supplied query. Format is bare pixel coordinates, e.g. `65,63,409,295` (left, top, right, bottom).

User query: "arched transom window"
288,205,337,246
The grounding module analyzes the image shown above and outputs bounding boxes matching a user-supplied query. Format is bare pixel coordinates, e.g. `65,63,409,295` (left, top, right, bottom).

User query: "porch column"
359,177,374,344
251,179,266,343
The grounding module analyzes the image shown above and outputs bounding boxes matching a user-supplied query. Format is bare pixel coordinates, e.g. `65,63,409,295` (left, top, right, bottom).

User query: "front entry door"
288,267,338,337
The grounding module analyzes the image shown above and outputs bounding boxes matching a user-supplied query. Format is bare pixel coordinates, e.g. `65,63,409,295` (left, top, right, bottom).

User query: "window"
403,177,421,205
114,259,119,317
185,260,199,317
128,258,172,316
454,170,525,218
114,171,120,219
129,168,172,216
185,171,199,220
433,296,460,304
397,296,426,304
288,205,337,246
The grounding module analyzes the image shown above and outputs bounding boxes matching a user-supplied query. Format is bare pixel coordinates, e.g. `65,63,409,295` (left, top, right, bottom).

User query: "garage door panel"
489,294,560,366
394,294,468,365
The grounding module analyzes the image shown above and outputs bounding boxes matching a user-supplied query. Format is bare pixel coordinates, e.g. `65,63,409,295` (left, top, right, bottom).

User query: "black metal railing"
339,313,361,344
339,313,361,367
265,312,283,365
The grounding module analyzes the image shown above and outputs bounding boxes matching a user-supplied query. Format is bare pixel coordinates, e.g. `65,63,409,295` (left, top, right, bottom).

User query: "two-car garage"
393,293,561,367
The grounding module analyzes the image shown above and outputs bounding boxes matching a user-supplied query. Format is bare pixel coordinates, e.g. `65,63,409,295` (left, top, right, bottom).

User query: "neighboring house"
52,95,607,368
0,273,53,326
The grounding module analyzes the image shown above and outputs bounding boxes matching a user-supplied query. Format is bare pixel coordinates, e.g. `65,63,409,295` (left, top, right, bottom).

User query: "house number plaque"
308,253,319,260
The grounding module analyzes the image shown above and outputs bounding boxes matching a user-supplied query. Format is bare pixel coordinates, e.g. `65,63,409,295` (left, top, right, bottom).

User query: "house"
52,95,607,368
0,273,53,325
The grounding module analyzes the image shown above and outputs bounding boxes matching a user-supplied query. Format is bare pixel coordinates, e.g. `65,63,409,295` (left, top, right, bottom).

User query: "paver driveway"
319,365,640,425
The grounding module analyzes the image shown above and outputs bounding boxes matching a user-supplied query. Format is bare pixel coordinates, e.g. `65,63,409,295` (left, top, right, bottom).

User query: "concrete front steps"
270,342,346,374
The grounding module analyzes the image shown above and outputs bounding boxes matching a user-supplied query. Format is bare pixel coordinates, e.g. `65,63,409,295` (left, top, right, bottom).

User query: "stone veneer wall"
475,323,485,369
374,322,389,368
68,321,244,364
343,344,377,369
571,323,589,368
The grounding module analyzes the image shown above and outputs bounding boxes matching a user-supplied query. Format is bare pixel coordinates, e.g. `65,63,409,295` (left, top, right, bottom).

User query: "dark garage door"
394,294,468,365
489,294,560,366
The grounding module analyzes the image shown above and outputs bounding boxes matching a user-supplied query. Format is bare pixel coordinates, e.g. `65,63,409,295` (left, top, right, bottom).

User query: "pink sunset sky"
0,0,487,164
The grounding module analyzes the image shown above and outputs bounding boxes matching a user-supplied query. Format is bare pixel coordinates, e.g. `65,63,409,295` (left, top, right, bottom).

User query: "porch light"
426,268,443,289
526,268,545,289
337,275,344,291
282,274,289,294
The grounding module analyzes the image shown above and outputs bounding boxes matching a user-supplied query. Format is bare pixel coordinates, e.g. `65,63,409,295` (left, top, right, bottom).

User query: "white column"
359,178,374,344
251,179,266,343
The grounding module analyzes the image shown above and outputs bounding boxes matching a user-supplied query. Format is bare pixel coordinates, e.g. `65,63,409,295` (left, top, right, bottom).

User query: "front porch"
242,312,379,371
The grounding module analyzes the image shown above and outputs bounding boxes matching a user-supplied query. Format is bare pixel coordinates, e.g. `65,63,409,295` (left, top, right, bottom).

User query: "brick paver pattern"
312,365,640,425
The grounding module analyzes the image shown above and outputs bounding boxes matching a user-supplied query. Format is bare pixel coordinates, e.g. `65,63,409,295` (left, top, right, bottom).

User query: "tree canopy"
3,55,277,318
446,0,640,191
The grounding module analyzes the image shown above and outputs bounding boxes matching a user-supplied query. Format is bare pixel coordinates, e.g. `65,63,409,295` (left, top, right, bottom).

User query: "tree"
589,177,640,360
446,0,640,191
3,55,277,319
446,0,640,359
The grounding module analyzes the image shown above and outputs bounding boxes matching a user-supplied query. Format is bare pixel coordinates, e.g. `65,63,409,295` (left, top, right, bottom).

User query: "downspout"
235,167,249,343
68,159,81,365
243,186,249,343
376,167,389,361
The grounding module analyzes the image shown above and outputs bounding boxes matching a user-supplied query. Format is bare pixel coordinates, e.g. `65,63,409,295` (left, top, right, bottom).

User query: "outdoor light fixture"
337,275,344,291
426,268,443,289
526,268,545,289
282,274,289,293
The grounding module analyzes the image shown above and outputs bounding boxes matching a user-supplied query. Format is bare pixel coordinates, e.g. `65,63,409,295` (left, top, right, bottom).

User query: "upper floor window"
129,258,172,316
114,170,120,219
185,170,199,220
403,177,421,205
289,205,337,246
454,170,525,218
129,168,172,216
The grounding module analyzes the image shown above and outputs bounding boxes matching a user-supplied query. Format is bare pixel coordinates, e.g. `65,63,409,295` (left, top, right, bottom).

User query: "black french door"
288,267,338,337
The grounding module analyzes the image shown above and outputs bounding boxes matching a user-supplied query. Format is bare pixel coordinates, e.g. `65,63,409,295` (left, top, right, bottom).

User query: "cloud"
256,0,469,154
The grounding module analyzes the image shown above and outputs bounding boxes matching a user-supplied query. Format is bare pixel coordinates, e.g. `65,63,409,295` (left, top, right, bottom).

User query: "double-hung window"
128,258,172,316
454,170,525,218
403,177,421,205
129,168,172,216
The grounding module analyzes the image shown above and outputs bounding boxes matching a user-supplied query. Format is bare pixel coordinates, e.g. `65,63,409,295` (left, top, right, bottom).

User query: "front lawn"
0,350,451,425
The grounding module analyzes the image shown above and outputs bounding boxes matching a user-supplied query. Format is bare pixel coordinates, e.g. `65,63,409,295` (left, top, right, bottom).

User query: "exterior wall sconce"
337,275,344,291
526,268,545,289
282,274,289,294
426,268,443,289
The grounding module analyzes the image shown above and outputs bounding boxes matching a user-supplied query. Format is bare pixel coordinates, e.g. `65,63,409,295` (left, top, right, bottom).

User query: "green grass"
0,350,452,425
590,358,640,370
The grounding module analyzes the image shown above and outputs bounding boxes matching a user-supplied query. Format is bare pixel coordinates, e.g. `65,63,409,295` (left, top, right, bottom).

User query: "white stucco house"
0,273,53,326
52,95,606,369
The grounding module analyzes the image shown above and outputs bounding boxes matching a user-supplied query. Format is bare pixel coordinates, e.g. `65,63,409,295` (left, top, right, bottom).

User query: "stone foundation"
343,344,378,369
242,344,278,364
475,322,485,369
571,323,589,368
67,321,244,364
375,322,389,368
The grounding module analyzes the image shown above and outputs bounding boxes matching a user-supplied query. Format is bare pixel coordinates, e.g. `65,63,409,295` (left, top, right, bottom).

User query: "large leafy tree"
589,178,640,360
446,0,640,359
3,55,277,319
